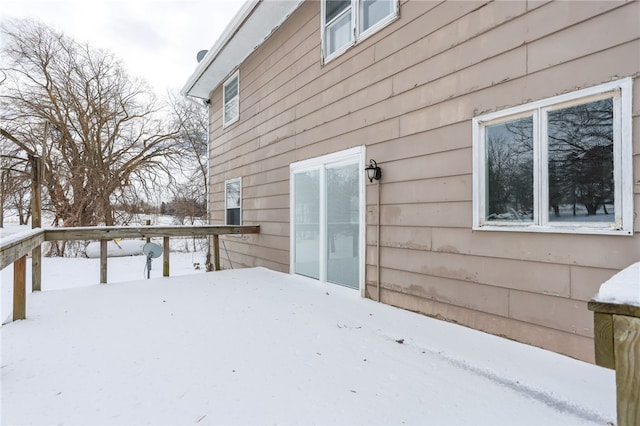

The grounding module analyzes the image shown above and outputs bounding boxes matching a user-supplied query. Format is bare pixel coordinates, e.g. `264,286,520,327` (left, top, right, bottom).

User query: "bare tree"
0,144,31,226
167,91,208,208
486,117,534,221
0,19,180,238
163,93,209,254
547,98,614,217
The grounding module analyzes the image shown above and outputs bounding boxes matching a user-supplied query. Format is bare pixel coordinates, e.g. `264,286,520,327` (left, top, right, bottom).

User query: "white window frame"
289,146,366,295
222,70,239,127
321,0,399,63
472,77,633,236
224,177,242,226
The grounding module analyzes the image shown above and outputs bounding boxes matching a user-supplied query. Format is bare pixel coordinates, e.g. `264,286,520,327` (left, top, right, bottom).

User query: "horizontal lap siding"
208,0,640,362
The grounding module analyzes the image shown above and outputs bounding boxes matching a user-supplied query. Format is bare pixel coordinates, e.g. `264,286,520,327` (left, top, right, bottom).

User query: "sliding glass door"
291,148,363,289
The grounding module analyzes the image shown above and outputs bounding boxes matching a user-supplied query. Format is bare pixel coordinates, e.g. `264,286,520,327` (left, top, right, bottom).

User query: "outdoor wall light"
365,159,382,183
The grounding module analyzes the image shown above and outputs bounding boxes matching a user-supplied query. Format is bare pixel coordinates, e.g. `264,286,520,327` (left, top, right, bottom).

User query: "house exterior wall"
206,0,640,362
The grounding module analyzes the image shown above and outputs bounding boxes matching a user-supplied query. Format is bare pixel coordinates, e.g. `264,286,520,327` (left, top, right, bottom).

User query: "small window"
225,178,242,225
472,78,633,235
322,0,398,62
223,71,239,127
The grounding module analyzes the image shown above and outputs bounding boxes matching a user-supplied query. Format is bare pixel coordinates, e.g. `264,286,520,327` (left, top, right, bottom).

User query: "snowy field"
1,253,617,424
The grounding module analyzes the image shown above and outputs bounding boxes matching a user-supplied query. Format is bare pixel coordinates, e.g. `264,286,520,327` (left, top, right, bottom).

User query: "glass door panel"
326,162,359,288
293,170,320,280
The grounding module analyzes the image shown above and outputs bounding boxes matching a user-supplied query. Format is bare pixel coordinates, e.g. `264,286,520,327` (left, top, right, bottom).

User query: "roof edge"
181,0,303,100
181,0,259,100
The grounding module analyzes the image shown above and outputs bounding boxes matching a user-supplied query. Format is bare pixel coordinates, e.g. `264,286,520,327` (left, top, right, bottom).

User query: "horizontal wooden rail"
0,228,45,270
44,225,260,241
1,226,259,267
587,301,640,319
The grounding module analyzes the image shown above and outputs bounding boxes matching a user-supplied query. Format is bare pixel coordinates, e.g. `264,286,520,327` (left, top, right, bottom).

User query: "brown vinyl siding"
207,0,640,362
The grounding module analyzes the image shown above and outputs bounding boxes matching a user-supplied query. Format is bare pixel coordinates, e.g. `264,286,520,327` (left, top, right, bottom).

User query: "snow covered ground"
1,256,617,424
1,242,208,325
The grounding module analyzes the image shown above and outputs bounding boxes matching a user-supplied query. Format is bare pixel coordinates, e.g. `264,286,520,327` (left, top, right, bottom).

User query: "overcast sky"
1,0,246,95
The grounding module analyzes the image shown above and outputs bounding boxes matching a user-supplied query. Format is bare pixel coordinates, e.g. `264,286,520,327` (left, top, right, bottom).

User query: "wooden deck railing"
588,263,640,426
1,225,259,322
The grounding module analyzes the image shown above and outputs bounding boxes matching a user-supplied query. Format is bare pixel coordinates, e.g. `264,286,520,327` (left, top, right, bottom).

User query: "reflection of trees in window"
225,180,241,225
223,75,239,124
326,0,350,22
226,182,240,208
548,98,613,219
486,117,533,221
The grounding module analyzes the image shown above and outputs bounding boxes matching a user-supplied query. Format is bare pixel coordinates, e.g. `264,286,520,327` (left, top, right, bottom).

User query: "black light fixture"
365,159,382,183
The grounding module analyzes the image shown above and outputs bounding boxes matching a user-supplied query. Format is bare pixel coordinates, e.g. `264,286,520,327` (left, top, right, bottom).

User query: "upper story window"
225,177,242,225
223,71,239,127
322,0,398,62
472,78,633,236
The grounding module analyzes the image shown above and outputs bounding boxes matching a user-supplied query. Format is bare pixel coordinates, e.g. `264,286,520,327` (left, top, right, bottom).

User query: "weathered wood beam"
593,312,615,369
588,301,640,320
613,315,640,426
43,225,260,241
213,235,220,271
0,229,45,270
163,236,170,277
100,240,107,284
13,256,26,321
590,296,640,426
32,246,41,292
30,155,42,292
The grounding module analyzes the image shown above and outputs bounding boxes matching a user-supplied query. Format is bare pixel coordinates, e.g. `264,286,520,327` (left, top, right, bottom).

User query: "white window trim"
222,70,239,128
472,77,633,236
321,0,399,64
289,146,366,295
224,177,242,226
357,0,398,42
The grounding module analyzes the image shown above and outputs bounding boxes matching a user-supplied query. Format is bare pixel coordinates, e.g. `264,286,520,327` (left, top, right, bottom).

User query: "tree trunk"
585,201,598,216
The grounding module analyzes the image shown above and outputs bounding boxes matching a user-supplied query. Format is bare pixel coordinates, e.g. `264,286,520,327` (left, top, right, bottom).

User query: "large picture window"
222,71,239,127
472,78,633,235
225,178,242,225
322,0,398,62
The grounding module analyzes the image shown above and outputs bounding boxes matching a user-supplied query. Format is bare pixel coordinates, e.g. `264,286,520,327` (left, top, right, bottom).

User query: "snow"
594,261,640,307
1,259,617,425
0,225,38,246
1,249,208,325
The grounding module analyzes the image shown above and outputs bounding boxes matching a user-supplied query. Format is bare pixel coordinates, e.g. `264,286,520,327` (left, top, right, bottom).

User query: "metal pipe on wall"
376,179,381,302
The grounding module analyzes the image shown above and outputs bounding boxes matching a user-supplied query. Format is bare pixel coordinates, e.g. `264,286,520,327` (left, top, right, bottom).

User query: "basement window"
472,78,633,235
225,177,242,225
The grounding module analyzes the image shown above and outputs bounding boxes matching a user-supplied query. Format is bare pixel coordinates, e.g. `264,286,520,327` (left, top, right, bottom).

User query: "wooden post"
163,236,169,277
589,299,640,426
613,315,640,426
213,234,220,271
13,256,26,321
593,312,615,369
30,155,42,292
100,239,107,283
31,247,41,292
